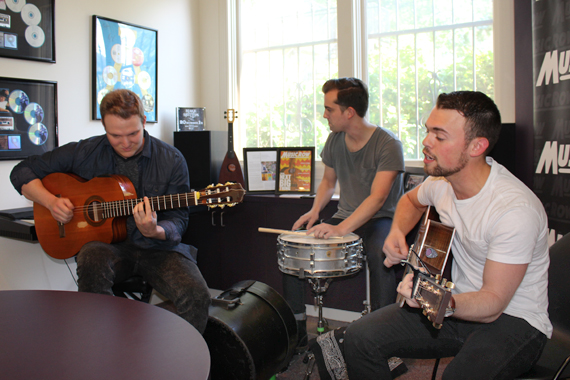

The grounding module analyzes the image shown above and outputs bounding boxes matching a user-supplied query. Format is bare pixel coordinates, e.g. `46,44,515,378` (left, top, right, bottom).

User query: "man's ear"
469,137,490,157
345,106,357,119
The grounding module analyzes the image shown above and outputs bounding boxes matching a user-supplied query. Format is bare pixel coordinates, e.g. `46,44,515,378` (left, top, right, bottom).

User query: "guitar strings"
409,247,434,276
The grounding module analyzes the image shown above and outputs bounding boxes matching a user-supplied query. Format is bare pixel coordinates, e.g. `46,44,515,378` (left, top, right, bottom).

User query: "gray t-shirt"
321,126,405,220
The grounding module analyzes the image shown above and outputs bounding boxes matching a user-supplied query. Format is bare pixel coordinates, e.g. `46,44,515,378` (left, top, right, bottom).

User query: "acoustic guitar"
219,109,245,187
34,172,246,260
398,206,456,328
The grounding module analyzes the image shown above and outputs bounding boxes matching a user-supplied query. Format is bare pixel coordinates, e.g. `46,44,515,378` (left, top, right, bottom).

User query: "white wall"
0,0,204,290
0,0,202,211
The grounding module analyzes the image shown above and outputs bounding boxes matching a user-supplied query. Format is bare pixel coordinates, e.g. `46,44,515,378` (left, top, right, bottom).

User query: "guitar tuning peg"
445,281,455,290
433,322,442,330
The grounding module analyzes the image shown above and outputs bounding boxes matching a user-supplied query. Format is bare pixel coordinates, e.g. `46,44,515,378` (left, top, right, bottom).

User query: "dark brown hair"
436,91,502,154
322,77,368,117
100,89,145,125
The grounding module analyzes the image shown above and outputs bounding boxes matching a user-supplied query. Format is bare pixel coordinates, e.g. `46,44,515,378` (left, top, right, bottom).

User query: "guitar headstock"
411,271,455,329
197,182,246,208
224,109,238,123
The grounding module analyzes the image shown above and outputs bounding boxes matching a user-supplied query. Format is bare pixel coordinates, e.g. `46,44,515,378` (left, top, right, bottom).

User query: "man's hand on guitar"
133,197,164,239
383,229,409,268
48,196,74,224
397,273,420,308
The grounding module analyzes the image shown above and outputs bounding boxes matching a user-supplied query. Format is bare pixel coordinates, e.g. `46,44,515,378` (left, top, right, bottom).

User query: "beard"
424,148,469,177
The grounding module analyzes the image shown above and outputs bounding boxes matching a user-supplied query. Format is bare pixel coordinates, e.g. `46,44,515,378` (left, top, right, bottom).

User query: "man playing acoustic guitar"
343,91,552,379
10,89,211,333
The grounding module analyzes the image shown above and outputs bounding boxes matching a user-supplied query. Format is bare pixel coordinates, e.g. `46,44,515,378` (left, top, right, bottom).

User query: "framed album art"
0,77,58,160
176,107,205,131
243,147,278,193
275,147,315,195
0,0,56,62
92,15,158,122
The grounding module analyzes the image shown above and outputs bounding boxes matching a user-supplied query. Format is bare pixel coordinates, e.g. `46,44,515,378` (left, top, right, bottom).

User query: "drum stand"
307,277,333,334
362,257,372,315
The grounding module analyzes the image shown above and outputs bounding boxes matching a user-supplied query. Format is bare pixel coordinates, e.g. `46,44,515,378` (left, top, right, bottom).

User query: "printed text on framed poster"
276,147,315,195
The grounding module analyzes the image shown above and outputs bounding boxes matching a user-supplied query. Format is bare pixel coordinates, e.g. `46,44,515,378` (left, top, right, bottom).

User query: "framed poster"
176,107,205,131
275,147,315,195
0,77,58,160
92,15,157,122
243,147,278,193
0,0,55,62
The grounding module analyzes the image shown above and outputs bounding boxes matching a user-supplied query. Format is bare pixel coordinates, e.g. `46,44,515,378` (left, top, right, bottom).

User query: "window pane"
416,0,434,29
240,0,337,152
398,0,415,31
367,0,493,160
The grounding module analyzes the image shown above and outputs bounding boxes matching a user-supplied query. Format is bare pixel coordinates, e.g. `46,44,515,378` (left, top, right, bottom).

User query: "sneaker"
388,357,408,378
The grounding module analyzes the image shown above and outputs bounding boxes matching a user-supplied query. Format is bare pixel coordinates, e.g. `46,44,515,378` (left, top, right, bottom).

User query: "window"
238,0,337,156
237,0,494,161
367,0,494,159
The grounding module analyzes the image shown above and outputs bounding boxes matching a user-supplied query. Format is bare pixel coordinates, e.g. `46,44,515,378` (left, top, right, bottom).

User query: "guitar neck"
99,192,199,219
227,122,235,157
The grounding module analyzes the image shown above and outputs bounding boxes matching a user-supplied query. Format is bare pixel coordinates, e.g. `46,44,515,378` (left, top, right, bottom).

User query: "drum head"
279,232,359,245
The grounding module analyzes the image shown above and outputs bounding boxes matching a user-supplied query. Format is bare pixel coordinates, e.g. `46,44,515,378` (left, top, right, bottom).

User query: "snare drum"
277,233,363,278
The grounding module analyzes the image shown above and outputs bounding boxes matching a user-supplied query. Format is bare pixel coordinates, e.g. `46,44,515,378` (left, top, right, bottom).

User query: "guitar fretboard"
95,192,198,220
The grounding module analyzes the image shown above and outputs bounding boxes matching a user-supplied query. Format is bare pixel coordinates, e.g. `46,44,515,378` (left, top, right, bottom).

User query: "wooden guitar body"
34,173,246,260
220,151,245,187
34,173,135,260
397,206,455,304
219,109,245,187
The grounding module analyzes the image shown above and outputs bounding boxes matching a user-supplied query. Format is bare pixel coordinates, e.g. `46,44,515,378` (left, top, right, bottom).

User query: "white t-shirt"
417,158,552,338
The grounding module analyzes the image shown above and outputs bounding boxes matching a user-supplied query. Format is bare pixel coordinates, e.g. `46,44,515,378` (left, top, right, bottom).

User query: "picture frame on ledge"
243,147,278,193
0,0,56,63
92,15,158,122
275,147,315,195
176,107,205,131
0,76,58,160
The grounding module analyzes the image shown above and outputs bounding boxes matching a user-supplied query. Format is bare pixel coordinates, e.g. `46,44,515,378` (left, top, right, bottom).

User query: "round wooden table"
0,290,210,380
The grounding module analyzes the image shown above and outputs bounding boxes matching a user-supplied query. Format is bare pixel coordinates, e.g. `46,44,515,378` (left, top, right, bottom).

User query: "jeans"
76,240,211,334
343,303,547,380
283,217,395,315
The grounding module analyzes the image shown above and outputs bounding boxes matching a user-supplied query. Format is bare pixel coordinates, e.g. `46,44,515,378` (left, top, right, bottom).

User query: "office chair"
515,232,570,380
432,233,570,380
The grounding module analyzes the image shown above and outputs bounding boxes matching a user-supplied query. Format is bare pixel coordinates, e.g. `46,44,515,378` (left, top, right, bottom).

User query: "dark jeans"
344,303,547,380
283,217,395,315
76,241,211,334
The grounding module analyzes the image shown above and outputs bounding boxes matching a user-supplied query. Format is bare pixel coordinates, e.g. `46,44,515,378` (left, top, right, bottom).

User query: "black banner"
533,0,570,243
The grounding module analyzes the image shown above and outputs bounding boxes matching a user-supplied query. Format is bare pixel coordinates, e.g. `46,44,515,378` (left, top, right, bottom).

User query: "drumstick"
258,227,311,236
257,227,345,239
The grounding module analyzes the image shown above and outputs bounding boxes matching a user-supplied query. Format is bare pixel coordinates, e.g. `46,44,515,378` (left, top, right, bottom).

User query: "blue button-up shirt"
10,130,197,262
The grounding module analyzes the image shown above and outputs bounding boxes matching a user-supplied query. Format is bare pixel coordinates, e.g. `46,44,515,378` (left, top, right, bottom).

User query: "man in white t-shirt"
343,91,552,379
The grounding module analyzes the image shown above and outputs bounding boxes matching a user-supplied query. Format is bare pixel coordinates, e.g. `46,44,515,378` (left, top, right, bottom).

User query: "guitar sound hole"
84,196,106,227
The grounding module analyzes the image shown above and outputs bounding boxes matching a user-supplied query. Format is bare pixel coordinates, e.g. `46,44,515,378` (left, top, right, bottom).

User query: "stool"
112,275,153,303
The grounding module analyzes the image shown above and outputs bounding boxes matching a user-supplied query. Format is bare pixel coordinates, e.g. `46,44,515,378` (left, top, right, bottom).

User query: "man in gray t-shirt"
285,78,405,351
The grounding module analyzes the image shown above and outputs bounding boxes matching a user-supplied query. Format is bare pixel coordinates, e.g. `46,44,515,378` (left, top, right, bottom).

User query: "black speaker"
174,131,213,191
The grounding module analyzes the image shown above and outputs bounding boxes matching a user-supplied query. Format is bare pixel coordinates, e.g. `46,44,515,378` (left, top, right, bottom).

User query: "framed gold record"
0,0,55,62
0,77,58,160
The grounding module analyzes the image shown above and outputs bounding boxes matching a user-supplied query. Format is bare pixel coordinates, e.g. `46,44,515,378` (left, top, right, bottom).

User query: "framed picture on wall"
0,0,56,63
0,77,58,160
275,147,315,195
92,15,158,122
243,147,278,193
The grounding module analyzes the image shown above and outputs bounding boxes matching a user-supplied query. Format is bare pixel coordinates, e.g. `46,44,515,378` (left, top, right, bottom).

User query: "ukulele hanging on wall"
219,109,245,187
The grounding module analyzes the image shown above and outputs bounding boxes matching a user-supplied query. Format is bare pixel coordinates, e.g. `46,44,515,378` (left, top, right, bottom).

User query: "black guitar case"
203,280,297,380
